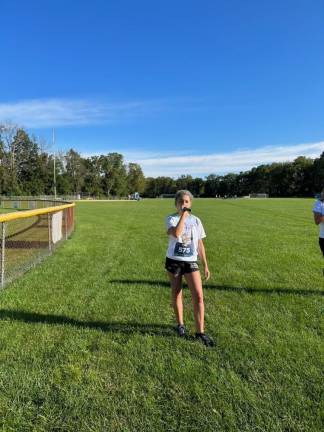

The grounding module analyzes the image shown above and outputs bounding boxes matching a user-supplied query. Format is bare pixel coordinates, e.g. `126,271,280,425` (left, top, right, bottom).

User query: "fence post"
64,209,68,240
48,213,52,252
1,222,6,288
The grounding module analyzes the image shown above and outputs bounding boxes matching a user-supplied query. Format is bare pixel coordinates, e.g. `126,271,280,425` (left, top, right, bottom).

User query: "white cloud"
2,98,322,177
123,141,324,177
0,98,164,128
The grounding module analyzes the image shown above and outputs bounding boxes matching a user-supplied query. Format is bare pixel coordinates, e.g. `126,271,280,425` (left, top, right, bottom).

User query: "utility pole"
53,128,57,200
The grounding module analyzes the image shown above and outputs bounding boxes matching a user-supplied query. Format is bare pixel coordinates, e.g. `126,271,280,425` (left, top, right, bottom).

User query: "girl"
165,190,213,347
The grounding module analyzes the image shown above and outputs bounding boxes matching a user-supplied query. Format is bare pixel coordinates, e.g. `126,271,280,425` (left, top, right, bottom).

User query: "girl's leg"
184,271,204,333
168,271,183,325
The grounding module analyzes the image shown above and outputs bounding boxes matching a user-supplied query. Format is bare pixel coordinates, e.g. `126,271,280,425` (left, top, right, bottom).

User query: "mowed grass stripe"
0,199,322,432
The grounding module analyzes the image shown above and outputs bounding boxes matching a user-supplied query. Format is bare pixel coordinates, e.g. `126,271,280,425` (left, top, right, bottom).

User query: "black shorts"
319,238,324,256
165,257,199,276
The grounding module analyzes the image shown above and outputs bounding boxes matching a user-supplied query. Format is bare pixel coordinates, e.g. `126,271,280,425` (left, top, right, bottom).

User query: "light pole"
52,128,57,200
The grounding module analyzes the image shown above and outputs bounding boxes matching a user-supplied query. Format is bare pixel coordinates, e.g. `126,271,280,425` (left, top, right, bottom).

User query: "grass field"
0,207,20,214
0,198,323,431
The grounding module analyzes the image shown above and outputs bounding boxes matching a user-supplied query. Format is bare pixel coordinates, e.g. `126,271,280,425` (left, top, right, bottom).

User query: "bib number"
174,242,193,257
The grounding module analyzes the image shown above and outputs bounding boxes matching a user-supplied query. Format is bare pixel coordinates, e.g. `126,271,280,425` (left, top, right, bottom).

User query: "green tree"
82,156,103,197
143,177,157,197
313,152,324,193
217,173,239,197
0,123,20,194
100,153,127,197
204,174,221,197
176,175,193,191
248,165,270,195
269,163,295,197
65,149,85,195
12,129,44,194
127,163,145,194
189,177,205,196
291,156,314,197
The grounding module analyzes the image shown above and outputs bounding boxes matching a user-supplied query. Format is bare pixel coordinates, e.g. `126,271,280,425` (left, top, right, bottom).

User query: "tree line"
0,124,323,198
146,155,323,198
0,124,145,197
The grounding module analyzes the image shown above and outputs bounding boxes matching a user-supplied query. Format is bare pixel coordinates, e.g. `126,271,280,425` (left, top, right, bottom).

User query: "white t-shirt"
313,199,324,238
165,213,206,261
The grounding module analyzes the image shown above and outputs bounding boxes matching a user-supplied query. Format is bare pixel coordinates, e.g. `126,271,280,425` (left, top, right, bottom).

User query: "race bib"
174,242,194,257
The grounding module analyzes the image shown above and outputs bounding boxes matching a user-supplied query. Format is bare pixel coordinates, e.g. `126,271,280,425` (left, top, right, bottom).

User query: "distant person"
313,189,324,275
165,190,214,347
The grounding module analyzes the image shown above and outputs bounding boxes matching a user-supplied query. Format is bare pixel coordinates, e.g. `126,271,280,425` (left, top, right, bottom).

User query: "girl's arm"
314,212,324,225
198,239,210,280
167,210,189,238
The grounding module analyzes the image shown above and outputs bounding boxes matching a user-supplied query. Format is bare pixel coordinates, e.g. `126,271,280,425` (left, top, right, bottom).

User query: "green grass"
0,198,323,431
0,207,20,214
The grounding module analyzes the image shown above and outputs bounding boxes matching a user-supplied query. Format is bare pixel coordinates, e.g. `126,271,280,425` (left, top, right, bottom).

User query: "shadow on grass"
0,309,175,336
109,279,324,297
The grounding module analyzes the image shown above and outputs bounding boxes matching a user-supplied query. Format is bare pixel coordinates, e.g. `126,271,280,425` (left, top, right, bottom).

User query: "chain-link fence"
0,199,75,288
0,197,67,210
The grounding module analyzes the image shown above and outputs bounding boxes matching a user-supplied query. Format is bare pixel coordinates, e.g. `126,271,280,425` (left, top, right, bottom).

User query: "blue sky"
1,0,324,177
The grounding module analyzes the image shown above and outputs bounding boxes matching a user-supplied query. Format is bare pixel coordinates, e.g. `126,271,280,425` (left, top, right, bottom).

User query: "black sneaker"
176,324,185,337
195,332,214,347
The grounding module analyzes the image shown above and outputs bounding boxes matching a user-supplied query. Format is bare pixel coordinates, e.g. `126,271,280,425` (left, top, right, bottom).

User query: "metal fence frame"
0,200,75,288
